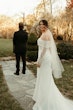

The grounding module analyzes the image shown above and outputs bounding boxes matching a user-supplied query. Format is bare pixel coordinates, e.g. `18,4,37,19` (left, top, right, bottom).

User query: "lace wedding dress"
32,30,73,110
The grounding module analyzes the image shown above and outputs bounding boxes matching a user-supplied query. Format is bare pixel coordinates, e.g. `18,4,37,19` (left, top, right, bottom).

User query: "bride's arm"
37,47,46,67
37,32,51,67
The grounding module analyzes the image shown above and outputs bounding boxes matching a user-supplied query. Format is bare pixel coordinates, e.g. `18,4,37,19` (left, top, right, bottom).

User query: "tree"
25,14,36,26
34,0,55,19
0,15,17,38
66,0,73,41
67,0,73,8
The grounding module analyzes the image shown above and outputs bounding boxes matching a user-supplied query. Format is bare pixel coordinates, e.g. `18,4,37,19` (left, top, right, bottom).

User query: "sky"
0,0,41,17
52,0,67,15
0,0,67,17
53,0,66,9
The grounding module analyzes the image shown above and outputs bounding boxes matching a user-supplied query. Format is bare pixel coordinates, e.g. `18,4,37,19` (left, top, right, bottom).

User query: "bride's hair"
39,20,48,27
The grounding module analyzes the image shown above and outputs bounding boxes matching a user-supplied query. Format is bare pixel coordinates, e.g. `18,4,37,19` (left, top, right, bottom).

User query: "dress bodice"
37,38,51,59
37,38,51,49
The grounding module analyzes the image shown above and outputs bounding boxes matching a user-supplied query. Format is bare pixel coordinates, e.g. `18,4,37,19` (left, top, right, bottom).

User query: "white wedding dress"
32,30,73,110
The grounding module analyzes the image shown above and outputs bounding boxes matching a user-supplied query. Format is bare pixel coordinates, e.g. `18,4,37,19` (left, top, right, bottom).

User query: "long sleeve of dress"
37,39,51,65
37,46,46,64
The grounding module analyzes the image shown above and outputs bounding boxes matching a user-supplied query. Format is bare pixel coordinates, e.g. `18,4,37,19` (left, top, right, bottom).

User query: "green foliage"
57,42,73,60
27,33,37,44
27,33,38,61
27,51,38,61
27,45,38,51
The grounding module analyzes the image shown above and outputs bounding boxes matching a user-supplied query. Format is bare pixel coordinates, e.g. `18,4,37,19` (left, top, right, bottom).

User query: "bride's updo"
39,20,48,28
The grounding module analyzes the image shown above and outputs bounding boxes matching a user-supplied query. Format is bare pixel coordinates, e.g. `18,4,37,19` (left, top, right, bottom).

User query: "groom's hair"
19,22,24,30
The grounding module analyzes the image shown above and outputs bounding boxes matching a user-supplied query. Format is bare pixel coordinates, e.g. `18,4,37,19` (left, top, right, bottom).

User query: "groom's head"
19,22,24,30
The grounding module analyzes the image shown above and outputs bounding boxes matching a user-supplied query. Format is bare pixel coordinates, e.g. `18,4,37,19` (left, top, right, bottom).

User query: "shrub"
27,33,37,44
57,35,63,40
57,42,73,60
27,45,38,51
27,51,38,61
27,33,38,61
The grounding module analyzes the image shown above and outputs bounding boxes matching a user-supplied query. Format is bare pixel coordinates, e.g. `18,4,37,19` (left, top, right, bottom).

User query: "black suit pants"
15,53,26,73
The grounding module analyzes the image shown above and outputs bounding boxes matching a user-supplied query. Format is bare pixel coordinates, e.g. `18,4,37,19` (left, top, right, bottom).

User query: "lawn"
27,60,73,100
0,66,24,110
0,38,13,57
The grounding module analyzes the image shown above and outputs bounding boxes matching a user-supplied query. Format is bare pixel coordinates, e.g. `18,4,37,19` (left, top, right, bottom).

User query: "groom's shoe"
14,72,19,75
22,70,26,74
22,72,26,74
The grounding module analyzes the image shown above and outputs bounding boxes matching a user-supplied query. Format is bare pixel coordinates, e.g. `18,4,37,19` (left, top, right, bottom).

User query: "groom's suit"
13,29,28,74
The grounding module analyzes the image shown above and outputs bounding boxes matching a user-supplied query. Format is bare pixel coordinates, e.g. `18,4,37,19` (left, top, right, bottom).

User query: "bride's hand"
36,62,41,68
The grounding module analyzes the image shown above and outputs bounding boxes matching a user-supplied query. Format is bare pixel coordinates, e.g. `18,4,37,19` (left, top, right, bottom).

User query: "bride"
32,20,73,110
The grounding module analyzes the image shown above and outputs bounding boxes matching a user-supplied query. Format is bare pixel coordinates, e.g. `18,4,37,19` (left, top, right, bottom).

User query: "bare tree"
42,0,46,12
49,0,52,14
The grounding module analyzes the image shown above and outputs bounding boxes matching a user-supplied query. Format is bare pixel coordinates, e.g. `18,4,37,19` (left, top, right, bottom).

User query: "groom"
13,22,28,75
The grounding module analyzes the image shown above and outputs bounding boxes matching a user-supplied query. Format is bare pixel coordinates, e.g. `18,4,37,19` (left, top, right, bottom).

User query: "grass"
0,38,13,57
0,66,24,110
55,60,73,99
27,60,73,100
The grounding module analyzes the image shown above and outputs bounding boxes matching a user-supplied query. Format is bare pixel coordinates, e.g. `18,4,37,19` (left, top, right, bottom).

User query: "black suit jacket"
13,30,28,54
